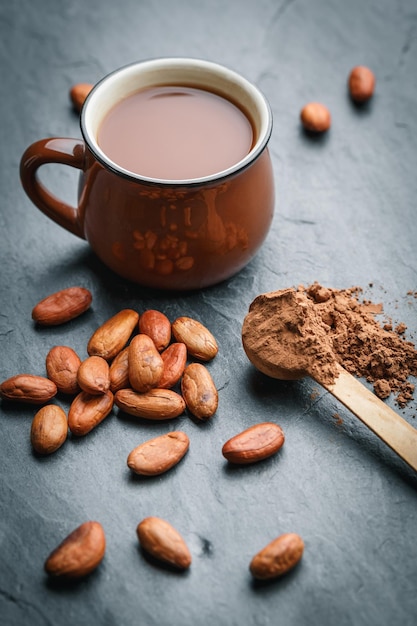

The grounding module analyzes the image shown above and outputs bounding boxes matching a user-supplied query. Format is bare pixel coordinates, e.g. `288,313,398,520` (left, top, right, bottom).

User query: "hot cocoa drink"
97,85,254,180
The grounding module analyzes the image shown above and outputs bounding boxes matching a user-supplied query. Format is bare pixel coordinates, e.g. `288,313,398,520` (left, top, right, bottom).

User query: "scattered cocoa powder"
373,379,391,399
301,283,417,406
332,413,343,426
242,283,417,407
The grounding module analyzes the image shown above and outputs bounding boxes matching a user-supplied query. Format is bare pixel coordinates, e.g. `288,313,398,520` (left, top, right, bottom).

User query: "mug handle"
20,138,86,239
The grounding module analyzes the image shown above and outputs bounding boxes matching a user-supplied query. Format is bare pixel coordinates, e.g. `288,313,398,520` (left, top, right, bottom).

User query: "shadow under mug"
20,58,275,290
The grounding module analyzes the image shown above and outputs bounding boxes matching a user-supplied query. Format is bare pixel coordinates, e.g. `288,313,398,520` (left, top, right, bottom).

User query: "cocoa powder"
246,283,417,406
242,288,339,384
302,283,417,406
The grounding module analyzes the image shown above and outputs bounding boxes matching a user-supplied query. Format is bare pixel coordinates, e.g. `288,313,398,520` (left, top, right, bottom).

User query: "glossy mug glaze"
20,58,274,290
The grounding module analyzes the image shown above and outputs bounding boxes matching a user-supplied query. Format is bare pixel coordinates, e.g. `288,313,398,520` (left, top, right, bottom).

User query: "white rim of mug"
80,57,273,187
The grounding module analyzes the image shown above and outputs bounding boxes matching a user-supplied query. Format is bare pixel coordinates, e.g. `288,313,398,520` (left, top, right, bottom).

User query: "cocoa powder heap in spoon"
242,283,417,406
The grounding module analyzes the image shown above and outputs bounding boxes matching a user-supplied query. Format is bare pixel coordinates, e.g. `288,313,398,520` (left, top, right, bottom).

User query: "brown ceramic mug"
20,58,274,290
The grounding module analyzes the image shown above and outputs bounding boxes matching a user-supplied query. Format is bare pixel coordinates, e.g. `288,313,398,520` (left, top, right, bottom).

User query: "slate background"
1,0,417,625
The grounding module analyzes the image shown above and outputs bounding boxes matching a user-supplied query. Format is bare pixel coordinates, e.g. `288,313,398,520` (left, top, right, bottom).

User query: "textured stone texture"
1,0,417,625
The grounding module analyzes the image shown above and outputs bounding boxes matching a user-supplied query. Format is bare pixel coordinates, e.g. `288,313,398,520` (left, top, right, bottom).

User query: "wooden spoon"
242,290,417,472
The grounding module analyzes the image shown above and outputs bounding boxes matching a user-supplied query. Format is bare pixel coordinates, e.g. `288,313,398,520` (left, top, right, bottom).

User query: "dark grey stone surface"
1,0,417,624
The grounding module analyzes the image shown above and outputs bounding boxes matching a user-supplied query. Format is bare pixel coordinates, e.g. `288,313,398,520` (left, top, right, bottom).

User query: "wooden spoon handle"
322,364,417,472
